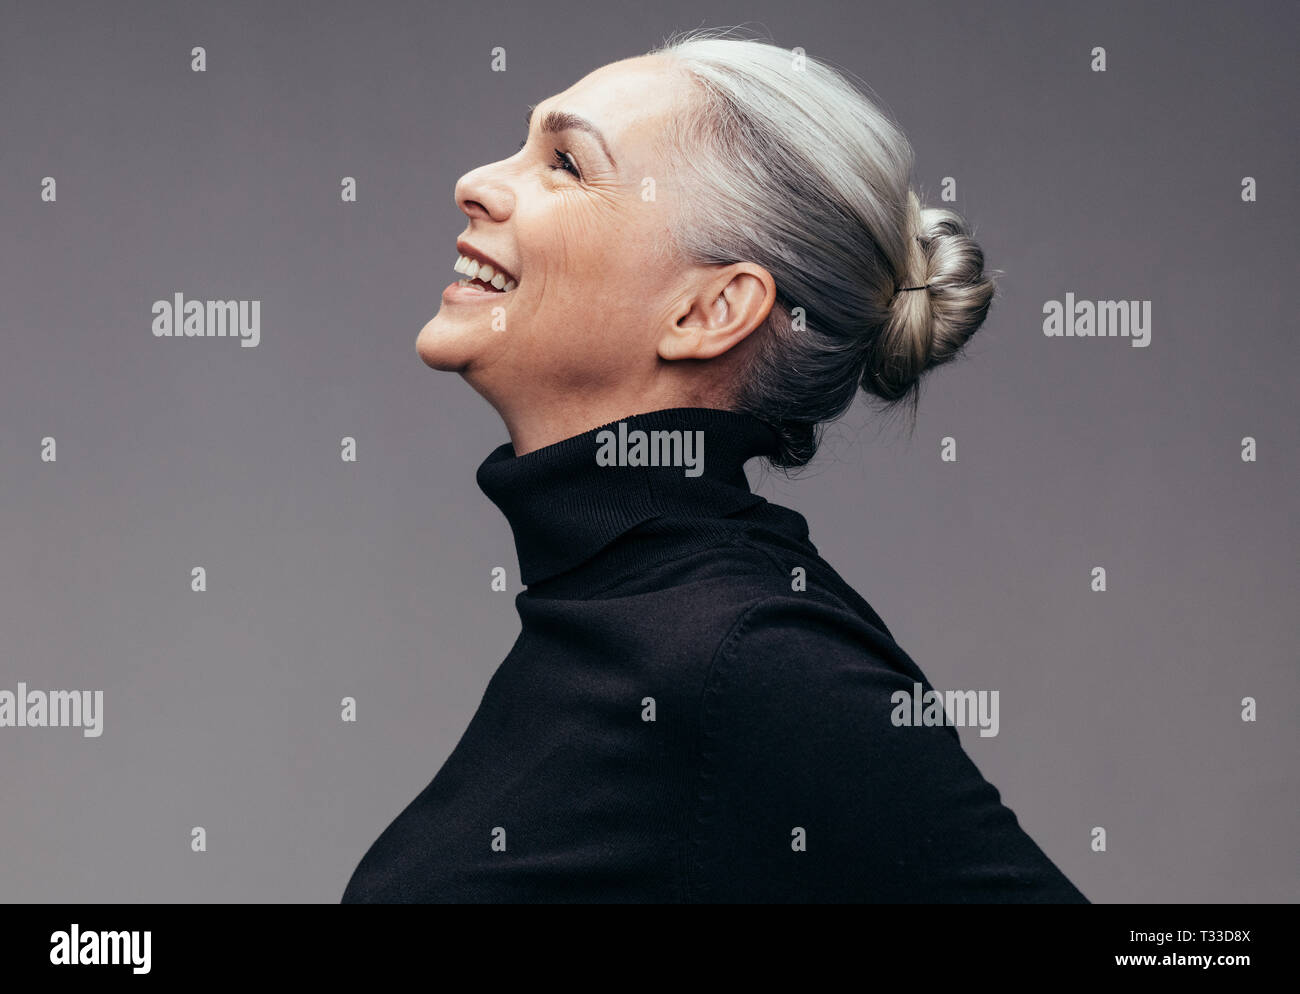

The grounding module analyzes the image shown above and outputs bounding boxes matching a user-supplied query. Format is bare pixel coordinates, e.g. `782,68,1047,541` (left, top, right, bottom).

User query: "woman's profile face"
417,55,697,420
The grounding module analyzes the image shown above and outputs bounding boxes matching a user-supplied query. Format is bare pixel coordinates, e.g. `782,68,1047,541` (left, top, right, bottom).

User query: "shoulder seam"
681,595,780,903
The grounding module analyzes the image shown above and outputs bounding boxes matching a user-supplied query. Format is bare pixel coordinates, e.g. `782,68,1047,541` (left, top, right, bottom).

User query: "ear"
658,264,776,362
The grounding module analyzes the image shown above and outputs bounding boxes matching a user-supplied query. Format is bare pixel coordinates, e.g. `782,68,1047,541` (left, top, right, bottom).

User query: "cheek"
532,190,638,289
514,193,666,366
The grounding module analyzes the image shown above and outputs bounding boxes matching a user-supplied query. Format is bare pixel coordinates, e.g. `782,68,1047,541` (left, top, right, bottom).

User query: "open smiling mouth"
453,253,518,294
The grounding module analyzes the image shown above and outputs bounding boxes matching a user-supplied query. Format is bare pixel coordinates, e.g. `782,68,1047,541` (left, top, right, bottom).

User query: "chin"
415,313,476,372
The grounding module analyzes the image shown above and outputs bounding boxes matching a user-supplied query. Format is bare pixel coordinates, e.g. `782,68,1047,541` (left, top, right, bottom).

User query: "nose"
454,160,514,222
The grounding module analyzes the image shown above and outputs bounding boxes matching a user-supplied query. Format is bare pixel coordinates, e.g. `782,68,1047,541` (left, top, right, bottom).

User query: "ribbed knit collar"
476,407,782,586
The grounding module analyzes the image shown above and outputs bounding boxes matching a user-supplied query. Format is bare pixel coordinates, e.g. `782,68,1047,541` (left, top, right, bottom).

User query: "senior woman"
342,28,1088,903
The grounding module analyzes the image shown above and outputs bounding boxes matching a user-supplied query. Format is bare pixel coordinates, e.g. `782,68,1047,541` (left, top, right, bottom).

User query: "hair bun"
862,192,998,404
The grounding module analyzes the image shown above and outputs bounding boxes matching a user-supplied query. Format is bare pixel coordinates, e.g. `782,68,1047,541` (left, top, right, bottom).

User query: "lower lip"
442,280,514,303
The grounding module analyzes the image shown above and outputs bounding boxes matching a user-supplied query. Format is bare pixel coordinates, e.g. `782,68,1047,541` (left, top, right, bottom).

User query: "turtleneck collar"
476,407,783,587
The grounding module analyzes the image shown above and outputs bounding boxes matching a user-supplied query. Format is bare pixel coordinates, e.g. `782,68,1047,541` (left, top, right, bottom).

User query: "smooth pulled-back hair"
649,27,1000,468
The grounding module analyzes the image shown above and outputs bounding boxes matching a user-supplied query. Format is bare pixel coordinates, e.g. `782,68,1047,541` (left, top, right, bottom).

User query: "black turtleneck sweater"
341,408,1087,903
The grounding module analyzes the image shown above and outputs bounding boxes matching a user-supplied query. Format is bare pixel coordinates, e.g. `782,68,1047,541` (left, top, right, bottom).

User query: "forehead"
541,56,689,159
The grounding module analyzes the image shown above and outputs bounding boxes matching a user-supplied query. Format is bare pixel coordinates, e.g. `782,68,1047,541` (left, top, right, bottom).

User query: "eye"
548,148,580,179
515,135,580,179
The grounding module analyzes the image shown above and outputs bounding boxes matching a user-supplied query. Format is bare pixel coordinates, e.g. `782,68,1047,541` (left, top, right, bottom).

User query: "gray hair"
648,27,1000,468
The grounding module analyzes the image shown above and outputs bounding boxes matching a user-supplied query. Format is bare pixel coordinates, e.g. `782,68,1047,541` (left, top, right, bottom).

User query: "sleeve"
684,595,1089,903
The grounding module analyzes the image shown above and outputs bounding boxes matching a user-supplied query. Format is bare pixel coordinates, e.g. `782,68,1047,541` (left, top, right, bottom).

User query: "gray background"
1,0,1295,903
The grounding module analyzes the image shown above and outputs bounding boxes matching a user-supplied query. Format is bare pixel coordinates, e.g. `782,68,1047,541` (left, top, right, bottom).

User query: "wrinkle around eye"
551,183,628,234
559,168,625,204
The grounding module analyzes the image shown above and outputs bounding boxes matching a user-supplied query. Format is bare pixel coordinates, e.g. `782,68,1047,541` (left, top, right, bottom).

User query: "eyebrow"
525,104,618,169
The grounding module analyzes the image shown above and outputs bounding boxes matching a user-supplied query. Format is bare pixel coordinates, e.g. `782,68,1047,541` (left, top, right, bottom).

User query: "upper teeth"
454,254,517,292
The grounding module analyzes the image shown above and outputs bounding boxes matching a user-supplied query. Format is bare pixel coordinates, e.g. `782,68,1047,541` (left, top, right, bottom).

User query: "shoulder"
697,591,967,812
686,594,1088,903
695,593,952,813
705,592,928,723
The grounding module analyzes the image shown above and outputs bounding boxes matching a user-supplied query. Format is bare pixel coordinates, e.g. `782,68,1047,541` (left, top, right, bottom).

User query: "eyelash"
517,137,581,179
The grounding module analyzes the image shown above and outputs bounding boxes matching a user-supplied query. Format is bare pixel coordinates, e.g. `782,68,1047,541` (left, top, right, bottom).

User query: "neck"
471,372,731,458
500,395,692,458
